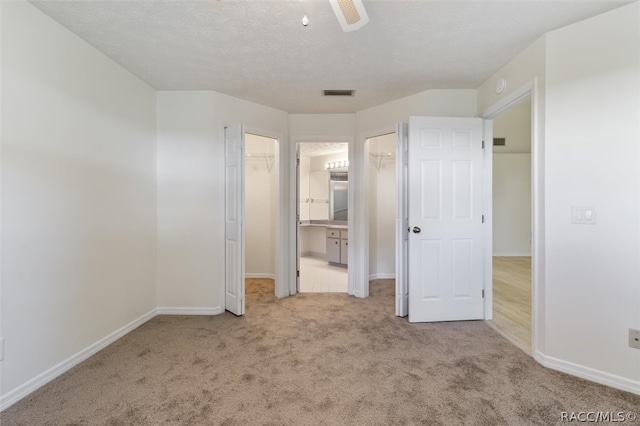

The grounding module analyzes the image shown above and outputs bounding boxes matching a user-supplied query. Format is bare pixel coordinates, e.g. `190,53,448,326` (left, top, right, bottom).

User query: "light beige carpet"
2,279,638,425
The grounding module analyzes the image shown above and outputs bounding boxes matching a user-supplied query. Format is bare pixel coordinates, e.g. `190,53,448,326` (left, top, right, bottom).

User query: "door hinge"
482,289,485,298
296,158,300,165
482,140,485,149
296,270,300,278
482,215,485,223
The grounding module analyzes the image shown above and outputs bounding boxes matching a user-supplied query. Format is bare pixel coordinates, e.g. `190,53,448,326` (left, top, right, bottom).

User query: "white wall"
357,89,478,134
493,101,532,256
368,148,377,277
289,114,355,137
245,134,277,278
156,92,219,309
300,226,326,257
368,133,396,279
310,151,348,172
544,3,640,386
477,37,547,114
493,154,532,256
0,2,4,400
493,100,532,154
2,0,157,402
156,91,287,309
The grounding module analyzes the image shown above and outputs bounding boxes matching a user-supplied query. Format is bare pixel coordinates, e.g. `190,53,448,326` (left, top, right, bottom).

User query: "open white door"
408,117,485,323
395,122,409,317
224,124,245,316
296,145,301,293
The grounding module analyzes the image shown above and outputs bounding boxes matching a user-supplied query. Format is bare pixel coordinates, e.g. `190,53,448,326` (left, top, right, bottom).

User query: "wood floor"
491,256,532,355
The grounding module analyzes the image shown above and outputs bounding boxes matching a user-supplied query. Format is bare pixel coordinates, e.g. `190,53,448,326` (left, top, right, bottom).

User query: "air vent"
329,0,369,32
336,0,361,25
493,137,506,146
323,90,355,97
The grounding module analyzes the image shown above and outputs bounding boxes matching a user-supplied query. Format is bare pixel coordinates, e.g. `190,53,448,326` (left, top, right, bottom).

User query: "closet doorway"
366,133,397,287
244,133,278,301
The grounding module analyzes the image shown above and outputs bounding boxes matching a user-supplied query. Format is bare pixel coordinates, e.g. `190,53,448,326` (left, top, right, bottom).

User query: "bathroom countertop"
299,221,348,230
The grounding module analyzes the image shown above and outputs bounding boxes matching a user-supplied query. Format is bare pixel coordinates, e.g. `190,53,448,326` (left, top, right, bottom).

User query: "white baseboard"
486,321,530,356
369,273,395,280
156,307,223,315
245,273,275,280
0,308,157,412
493,252,532,257
301,251,325,259
535,351,640,396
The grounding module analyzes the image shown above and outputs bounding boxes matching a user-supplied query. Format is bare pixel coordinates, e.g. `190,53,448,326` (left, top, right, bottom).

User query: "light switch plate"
630,329,640,350
572,206,596,224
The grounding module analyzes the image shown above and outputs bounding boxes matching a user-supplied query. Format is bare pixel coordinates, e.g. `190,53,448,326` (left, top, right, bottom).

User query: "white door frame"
482,121,493,320
395,123,409,317
482,79,542,356
288,135,354,296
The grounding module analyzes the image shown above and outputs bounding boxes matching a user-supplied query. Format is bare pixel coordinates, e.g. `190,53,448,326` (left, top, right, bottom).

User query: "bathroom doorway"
297,142,349,293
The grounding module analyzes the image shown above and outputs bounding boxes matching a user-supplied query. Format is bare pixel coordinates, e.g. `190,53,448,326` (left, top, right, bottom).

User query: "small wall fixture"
326,160,349,169
495,78,507,94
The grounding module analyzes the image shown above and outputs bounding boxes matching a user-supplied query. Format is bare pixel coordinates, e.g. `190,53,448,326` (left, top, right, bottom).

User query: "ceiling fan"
328,0,369,32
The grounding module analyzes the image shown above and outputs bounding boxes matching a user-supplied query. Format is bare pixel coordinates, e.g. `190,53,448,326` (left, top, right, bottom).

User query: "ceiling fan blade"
329,0,369,32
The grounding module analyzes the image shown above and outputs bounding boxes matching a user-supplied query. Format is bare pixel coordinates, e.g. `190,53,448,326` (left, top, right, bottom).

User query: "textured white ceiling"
299,142,348,157
31,0,632,113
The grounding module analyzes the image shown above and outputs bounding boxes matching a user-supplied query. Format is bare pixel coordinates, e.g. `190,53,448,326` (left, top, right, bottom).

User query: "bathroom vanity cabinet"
326,228,348,266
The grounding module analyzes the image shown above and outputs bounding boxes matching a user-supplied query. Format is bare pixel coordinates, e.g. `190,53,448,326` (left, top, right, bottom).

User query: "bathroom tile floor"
299,256,348,293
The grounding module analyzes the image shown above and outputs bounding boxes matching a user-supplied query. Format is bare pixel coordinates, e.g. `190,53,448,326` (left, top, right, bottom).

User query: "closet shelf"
246,153,275,172
369,151,394,171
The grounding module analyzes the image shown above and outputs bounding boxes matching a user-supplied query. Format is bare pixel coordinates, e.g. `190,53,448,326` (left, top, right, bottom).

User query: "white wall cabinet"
299,157,311,221
309,170,329,220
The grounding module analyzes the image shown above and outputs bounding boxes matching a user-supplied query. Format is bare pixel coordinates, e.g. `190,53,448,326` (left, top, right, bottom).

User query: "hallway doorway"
489,99,533,354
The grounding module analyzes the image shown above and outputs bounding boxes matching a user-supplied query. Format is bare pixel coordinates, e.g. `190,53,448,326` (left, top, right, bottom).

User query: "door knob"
412,226,421,234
